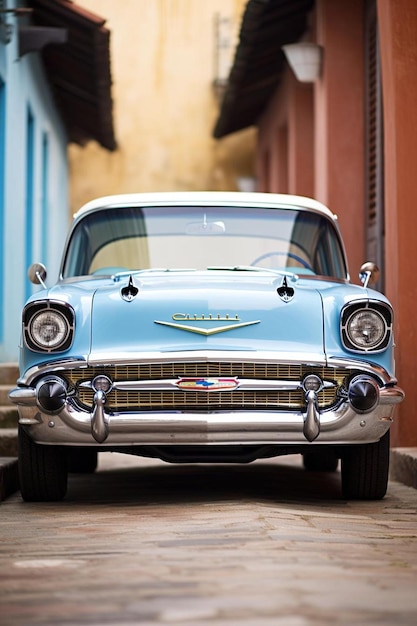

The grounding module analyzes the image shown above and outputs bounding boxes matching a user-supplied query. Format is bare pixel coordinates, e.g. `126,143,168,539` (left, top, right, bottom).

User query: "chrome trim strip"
18,357,88,386
12,382,403,410
18,351,395,387
83,378,337,392
86,350,328,366
326,356,395,385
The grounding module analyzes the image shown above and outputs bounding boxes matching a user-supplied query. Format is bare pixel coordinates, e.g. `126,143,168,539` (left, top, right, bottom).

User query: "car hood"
23,269,393,372
86,270,326,359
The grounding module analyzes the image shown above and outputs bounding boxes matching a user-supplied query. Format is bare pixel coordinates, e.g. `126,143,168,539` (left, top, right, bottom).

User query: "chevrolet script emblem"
176,377,239,392
154,313,260,336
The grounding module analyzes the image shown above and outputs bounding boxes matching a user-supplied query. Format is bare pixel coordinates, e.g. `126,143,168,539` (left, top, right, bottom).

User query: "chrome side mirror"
359,262,380,288
28,263,48,288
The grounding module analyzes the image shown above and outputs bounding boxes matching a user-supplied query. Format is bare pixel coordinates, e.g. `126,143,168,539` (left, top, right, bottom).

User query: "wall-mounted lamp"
236,176,257,193
281,42,323,83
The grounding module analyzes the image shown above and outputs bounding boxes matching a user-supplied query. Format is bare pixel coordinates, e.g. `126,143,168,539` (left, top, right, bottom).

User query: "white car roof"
73,191,337,222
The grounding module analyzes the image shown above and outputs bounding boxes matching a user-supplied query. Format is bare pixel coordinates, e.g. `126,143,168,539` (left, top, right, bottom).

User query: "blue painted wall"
0,2,69,361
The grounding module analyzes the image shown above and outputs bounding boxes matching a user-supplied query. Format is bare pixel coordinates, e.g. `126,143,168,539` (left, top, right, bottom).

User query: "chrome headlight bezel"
340,300,392,352
23,300,75,353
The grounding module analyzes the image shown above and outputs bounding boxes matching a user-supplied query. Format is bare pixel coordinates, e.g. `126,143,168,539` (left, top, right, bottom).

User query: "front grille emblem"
176,377,239,392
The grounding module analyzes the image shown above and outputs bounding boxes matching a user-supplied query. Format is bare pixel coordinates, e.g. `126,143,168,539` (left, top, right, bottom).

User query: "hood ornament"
121,275,139,302
277,276,294,303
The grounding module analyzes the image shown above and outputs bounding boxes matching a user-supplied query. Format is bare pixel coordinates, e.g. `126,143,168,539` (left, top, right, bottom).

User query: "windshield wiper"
207,265,299,278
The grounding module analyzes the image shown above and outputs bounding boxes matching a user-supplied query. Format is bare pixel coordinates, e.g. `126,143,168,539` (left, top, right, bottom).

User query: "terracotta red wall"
256,0,416,445
315,0,365,283
258,1,365,281
378,0,417,445
257,73,314,197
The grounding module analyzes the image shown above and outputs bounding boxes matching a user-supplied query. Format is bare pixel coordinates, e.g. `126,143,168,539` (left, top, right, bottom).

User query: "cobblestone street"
1,453,417,626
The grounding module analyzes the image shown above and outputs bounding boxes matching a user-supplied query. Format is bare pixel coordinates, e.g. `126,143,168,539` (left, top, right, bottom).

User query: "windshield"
62,205,348,280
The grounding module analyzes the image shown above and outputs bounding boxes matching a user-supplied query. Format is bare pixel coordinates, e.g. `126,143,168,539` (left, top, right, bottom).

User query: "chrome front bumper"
10,359,404,447
10,386,404,447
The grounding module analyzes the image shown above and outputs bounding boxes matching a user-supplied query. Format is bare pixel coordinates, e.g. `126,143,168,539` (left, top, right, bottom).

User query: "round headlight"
29,309,71,350
345,308,387,350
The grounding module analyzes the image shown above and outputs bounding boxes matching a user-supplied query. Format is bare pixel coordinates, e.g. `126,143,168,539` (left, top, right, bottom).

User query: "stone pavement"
1,453,417,625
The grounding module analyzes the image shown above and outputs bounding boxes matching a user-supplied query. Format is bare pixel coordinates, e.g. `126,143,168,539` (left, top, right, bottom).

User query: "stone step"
0,383,14,405
0,428,18,457
0,405,19,428
1,363,25,496
0,381,18,422
0,364,20,432
0,363,19,386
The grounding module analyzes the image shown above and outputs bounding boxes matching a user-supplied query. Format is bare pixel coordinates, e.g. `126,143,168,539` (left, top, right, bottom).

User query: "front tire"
18,425,68,502
341,430,390,500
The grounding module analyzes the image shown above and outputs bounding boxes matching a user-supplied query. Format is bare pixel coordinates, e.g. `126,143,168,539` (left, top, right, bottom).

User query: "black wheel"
341,430,390,500
18,425,68,502
68,448,98,474
303,449,339,472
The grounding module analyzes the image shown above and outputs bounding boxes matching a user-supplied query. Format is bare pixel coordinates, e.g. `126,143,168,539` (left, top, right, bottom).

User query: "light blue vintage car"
10,192,404,501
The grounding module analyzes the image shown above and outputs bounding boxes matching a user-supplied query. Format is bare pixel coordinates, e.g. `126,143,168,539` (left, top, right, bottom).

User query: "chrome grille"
64,362,346,382
61,362,352,412
76,387,338,410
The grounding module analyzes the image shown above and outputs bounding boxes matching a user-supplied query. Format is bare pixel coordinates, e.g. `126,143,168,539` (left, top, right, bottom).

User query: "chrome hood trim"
18,350,396,387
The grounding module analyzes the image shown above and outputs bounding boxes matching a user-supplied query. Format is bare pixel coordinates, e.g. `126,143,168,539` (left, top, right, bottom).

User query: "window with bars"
365,0,385,292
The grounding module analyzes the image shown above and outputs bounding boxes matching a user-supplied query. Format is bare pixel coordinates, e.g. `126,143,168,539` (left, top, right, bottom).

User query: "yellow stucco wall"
69,0,255,213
